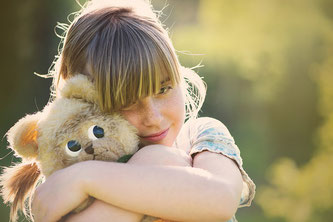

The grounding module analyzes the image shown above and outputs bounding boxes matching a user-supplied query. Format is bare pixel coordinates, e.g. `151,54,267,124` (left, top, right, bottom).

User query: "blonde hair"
49,0,206,119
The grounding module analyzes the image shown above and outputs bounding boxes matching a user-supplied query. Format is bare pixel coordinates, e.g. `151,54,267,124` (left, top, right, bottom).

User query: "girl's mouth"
140,128,169,142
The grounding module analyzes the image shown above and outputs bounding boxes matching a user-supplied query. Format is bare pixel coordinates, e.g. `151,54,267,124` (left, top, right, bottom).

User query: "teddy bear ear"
6,112,42,160
58,74,98,104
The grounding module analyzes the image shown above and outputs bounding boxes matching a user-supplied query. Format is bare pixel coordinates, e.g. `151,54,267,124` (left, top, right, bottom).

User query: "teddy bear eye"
66,140,82,157
88,125,104,140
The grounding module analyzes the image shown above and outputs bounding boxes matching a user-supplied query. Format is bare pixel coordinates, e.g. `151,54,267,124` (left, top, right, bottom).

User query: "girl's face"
120,81,185,148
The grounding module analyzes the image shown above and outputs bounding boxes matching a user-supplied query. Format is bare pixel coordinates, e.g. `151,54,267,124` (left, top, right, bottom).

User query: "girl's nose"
141,98,163,127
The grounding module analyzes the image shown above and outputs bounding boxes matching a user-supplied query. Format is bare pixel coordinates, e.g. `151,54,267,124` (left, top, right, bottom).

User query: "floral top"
174,117,256,222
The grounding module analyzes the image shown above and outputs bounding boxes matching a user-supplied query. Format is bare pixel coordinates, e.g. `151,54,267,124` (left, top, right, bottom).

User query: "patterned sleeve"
188,117,255,207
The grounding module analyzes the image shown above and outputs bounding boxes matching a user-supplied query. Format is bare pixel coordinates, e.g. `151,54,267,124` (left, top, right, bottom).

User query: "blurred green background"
1,0,332,221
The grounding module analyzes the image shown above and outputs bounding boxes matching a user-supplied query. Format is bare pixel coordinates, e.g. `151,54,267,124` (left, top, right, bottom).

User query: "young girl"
31,0,255,221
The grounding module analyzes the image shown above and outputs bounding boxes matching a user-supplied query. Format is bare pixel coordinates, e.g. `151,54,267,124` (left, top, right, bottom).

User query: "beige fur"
0,75,139,221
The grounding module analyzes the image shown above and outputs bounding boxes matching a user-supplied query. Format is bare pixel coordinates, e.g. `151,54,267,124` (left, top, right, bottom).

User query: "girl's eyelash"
159,85,173,94
121,86,172,110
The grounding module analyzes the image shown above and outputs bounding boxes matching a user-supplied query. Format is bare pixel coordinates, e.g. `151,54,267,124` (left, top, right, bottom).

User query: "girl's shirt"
174,117,256,222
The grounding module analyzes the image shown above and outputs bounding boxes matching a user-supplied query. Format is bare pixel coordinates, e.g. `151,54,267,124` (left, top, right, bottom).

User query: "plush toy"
0,75,143,221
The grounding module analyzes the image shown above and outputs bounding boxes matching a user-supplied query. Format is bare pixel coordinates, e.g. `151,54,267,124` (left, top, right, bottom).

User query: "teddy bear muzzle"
84,144,94,154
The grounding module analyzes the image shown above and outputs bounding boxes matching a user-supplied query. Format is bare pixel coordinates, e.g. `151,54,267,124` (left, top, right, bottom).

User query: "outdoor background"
1,0,332,221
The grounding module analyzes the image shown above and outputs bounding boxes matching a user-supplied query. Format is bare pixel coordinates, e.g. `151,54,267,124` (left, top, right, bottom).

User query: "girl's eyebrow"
160,77,171,85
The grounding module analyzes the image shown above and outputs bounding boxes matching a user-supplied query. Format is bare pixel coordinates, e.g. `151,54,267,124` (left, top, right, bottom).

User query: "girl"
31,0,255,221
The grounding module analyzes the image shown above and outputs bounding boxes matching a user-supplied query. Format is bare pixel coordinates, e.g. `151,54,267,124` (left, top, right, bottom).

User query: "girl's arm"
62,145,191,222
63,200,143,222
32,145,242,222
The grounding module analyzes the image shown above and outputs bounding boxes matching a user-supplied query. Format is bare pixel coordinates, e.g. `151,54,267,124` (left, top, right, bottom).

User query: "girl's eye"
88,125,104,140
158,86,172,95
66,140,82,157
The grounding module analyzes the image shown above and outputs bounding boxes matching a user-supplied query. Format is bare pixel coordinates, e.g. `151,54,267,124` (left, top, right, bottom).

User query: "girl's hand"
32,162,89,222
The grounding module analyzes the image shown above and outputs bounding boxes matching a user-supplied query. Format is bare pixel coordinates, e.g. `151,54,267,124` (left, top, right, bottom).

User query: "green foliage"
257,38,333,221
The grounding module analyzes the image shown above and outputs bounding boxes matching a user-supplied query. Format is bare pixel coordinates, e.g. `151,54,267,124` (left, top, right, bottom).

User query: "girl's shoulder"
185,117,231,136
175,117,233,153
181,117,234,143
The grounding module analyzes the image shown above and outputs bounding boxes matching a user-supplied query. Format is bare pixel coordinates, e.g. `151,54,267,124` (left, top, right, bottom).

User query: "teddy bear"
0,74,152,222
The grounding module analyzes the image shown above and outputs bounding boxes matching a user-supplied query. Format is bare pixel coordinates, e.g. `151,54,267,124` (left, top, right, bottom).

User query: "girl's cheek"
120,110,140,130
173,87,185,114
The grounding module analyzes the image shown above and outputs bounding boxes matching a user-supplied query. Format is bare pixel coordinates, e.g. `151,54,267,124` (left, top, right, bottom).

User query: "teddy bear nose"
85,144,94,154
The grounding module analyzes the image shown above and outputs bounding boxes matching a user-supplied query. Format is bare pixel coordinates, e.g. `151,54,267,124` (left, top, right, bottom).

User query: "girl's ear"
7,112,42,160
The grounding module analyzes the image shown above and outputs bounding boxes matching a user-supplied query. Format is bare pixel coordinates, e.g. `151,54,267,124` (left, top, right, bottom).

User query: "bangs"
90,13,180,112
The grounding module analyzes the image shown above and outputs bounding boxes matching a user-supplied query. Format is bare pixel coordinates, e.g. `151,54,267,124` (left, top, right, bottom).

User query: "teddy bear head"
1,75,139,221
